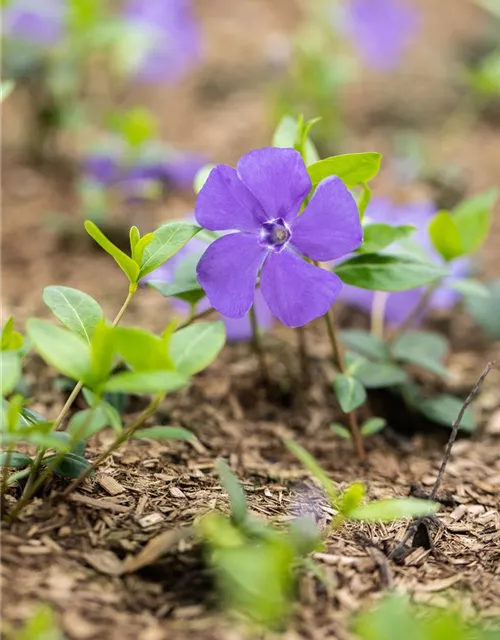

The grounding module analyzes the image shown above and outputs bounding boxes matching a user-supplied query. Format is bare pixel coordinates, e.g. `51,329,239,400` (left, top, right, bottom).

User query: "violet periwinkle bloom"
2,0,65,46
195,148,363,328
343,0,419,71
340,198,470,326
124,0,201,84
142,236,274,341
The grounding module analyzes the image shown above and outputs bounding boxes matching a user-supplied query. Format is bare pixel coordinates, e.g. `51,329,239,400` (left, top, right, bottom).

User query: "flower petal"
196,233,266,318
261,249,342,327
195,165,267,232
237,147,311,222
290,176,363,261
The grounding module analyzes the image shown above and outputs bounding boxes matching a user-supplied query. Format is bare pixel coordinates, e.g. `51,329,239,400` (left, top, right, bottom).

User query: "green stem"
249,305,269,382
323,310,365,461
177,305,214,330
61,393,163,498
371,292,389,339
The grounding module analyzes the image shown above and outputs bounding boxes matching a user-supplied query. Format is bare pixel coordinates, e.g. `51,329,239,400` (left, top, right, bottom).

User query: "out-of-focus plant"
354,593,500,640
1,0,202,162
271,0,420,150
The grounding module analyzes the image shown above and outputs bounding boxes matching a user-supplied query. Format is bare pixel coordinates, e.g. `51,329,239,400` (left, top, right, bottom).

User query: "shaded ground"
2,0,500,638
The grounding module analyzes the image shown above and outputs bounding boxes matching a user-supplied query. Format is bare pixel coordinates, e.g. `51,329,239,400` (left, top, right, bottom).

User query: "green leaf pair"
84,220,200,286
429,189,498,262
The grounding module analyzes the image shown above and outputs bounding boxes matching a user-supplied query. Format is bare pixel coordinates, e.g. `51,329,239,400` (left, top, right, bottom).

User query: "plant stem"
371,292,389,340
296,326,310,386
323,310,365,461
0,446,14,510
177,305,214,330
10,287,136,517
249,305,269,382
61,393,163,497
388,281,438,344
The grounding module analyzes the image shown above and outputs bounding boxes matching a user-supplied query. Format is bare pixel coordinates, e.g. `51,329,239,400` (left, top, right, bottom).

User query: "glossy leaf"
350,497,439,522
114,327,173,371
333,374,366,412
170,321,226,376
453,189,498,255
216,458,248,525
272,115,320,165
330,423,351,440
103,370,187,394
84,220,140,283
42,452,94,478
335,254,448,291
89,321,115,384
340,482,365,517
447,278,490,299
68,408,112,440
1,317,23,351
419,394,476,432
139,222,201,279
43,286,103,344
27,319,91,382
359,224,416,254
307,153,381,188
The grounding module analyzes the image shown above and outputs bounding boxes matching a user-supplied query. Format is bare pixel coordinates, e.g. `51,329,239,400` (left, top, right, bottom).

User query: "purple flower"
2,0,65,46
142,233,274,341
340,198,470,326
343,0,419,71
124,0,201,84
195,148,363,328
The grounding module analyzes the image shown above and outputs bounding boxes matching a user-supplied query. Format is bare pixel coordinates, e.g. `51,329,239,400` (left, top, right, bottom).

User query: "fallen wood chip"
83,550,124,576
416,575,463,592
68,492,131,513
121,526,194,573
96,474,125,496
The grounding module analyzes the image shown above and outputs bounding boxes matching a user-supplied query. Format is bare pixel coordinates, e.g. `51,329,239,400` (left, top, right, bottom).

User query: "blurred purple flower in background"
124,0,201,84
82,141,206,197
2,0,65,46
340,198,470,326
142,232,274,341
195,147,363,328
342,0,419,71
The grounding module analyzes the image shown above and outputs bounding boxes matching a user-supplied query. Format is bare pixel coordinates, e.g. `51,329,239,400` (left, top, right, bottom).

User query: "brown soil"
1,1,500,639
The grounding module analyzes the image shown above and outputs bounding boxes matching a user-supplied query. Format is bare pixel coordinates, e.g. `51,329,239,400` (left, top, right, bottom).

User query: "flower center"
259,217,291,253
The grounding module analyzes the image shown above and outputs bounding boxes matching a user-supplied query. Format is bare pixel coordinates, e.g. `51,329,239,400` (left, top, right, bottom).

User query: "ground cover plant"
2,1,500,639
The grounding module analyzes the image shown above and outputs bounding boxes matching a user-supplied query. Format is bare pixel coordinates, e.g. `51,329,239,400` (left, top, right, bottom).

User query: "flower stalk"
249,305,270,382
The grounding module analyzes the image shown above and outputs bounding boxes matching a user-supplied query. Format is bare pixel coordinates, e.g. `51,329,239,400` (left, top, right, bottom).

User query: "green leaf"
447,278,490,299
139,222,201,279
133,426,195,441
170,321,226,376
339,329,389,361
148,280,206,306
272,115,320,165
354,361,409,388
392,331,450,378
0,351,21,396
0,80,15,103
0,451,32,468
350,497,439,522
120,107,157,147
360,417,386,436
1,317,23,351
285,440,338,507
132,232,154,265
419,394,476,432
452,189,498,255
103,370,187,394
464,279,500,340
84,220,140,283
43,286,104,343
339,482,365,517
216,458,248,525
114,327,173,371
129,226,140,255
194,164,216,194
333,374,367,412
330,423,351,440
27,319,91,383
359,224,416,254
307,153,382,188
89,321,115,384
334,254,448,291
357,183,371,219
81,389,122,432
42,452,94,478
428,211,463,261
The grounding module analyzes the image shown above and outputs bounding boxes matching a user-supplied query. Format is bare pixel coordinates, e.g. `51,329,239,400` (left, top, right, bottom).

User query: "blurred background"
1,0,500,325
